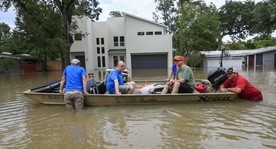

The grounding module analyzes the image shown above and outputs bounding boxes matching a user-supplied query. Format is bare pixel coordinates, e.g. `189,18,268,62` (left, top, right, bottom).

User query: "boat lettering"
198,96,231,101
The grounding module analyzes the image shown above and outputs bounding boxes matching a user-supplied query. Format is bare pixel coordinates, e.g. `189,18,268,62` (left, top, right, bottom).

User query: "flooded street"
0,68,275,148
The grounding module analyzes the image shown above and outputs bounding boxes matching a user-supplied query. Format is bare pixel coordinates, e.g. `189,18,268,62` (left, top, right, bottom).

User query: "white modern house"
201,46,276,69
70,12,173,80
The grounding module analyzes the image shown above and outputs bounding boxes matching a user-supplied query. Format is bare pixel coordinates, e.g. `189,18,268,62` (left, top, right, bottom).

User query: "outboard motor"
207,67,228,89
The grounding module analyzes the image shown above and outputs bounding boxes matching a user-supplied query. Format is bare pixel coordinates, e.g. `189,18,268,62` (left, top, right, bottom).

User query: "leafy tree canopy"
0,0,102,69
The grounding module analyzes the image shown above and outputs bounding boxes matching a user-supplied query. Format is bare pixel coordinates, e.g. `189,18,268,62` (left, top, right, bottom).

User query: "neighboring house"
0,52,39,73
201,46,276,69
70,12,173,80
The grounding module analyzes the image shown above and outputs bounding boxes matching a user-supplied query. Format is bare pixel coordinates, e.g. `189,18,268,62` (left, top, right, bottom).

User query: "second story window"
155,31,162,35
96,38,100,45
146,31,153,35
137,32,144,36
114,36,118,46
101,38,104,45
120,36,124,46
113,36,125,47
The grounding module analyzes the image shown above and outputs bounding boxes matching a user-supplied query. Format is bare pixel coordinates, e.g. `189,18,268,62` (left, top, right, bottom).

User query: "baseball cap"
71,59,80,65
173,56,184,62
227,67,238,74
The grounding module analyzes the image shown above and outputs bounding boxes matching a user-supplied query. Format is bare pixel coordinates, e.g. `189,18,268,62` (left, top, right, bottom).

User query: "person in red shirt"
220,67,263,101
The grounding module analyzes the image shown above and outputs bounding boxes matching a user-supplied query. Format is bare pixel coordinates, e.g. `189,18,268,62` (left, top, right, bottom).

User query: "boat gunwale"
23,89,237,96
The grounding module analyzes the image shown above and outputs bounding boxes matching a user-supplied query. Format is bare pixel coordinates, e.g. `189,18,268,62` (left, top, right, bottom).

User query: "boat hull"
23,90,239,106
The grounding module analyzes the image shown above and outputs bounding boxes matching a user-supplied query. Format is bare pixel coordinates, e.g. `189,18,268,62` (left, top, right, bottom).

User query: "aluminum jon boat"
23,79,239,106
23,68,240,106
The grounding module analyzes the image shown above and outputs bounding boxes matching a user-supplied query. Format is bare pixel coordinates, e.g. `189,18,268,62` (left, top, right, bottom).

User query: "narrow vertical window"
97,47,100,54
101,38,104,45
102,56,106,67
96,38,100,45
120,36,125,46
113,56,118,67
101,47,105,54
97,56,101,67
114,36,118,46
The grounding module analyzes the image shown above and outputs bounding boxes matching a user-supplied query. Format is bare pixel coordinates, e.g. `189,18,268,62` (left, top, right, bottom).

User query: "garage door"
207,59,242,68
131,54,167,69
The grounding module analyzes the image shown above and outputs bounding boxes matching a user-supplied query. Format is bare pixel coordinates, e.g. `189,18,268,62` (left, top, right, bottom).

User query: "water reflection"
0,68,275,148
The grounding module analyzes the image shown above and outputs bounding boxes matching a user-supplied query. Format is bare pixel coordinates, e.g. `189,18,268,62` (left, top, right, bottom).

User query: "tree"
252,0,276,38
0,0,102,69
174,1,220,56
218,0,255,49
0,22,11,52
153,0,176,33
109,11,122,17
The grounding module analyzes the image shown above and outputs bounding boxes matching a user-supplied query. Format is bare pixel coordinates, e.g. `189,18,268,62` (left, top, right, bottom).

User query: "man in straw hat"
220,67,263,101
161,55,195,94
59,58,88,111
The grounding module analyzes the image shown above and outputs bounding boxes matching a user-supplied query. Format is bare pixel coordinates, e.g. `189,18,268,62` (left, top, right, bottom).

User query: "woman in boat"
161,55,195,94
106,60,136,96
59,59,88,111
220,67,263,101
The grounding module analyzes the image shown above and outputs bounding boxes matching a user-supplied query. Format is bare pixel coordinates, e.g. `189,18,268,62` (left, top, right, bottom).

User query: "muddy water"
0,68,275,148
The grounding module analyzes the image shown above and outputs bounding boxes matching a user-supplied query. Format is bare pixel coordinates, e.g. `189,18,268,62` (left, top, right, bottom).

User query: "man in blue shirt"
59,59,88,111
106,61,135,95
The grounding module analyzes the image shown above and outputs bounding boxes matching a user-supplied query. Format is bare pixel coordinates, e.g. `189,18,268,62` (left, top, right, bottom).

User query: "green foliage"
153,0,176,33
252,0,276,37
0,22,11,52
224,37,276,50
0,0,102,69
245,38,276,49
174,1,220,55
226,41,246,50
109,11,123,17
186,52,204,67
219,0,255,40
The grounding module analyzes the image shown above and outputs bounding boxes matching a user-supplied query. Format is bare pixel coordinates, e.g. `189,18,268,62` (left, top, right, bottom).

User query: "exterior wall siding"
263,51,276,67
202,46,276,69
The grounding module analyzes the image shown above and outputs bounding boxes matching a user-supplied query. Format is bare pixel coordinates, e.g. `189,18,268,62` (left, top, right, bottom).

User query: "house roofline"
201,45,276,57
122,12,167,28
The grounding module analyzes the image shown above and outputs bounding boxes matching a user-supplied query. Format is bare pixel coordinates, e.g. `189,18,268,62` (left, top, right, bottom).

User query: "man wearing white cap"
220,67,263,101
59,58,88,111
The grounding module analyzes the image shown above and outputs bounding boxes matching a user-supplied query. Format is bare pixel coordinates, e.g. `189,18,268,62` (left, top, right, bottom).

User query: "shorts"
118,84,132,94
178,83,194,93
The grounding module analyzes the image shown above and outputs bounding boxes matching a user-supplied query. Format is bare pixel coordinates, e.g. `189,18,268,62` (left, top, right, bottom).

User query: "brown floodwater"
0,67,275,148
